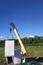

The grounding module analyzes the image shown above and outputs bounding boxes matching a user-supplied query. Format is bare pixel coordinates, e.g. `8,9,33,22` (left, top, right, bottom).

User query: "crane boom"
10,22,27,55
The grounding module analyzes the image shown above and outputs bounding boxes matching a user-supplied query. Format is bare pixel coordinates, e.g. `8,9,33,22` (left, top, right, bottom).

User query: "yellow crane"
10,22,27,55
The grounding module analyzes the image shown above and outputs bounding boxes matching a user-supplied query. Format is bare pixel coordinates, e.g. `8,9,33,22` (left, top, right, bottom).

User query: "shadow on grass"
26,57,43,62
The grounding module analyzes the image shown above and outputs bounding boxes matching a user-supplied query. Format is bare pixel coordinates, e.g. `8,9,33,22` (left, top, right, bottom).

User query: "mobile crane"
5,22,41,65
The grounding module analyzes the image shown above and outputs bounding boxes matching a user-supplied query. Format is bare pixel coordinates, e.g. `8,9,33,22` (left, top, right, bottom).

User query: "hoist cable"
6,28,14,40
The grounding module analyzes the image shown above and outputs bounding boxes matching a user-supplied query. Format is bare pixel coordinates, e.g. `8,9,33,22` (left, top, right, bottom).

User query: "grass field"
0,46,43,65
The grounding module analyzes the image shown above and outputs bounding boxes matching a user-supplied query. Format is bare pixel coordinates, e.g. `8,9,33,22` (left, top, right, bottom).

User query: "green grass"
0,46,43,65
0,47,6,65
26,46,43,58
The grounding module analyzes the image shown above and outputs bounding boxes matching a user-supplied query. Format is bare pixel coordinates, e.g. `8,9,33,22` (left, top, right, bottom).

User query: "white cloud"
29,35,34,38
0,36,4,38
0,36,7,40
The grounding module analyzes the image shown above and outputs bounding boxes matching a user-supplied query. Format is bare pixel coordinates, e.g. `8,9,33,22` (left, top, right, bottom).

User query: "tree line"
0,36,43,47
22,36,43,46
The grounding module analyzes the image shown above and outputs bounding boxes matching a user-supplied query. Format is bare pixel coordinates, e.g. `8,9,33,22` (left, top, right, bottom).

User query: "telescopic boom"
10,22,27,55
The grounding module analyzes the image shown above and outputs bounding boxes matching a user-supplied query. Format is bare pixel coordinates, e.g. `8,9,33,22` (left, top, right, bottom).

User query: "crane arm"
10,22,27,55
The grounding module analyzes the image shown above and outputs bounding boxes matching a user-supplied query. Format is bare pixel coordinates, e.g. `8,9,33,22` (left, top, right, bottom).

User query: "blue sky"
0,0,43,39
